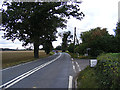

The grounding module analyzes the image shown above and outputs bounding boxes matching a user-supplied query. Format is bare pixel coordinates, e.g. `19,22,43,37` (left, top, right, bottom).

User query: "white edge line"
0,53,61,89
68,76,73,90
75,62,81,72
72,65,76,73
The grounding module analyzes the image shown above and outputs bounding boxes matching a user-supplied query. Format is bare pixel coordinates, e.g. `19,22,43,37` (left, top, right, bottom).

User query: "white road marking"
2,58,38,71
68,76,73,90
72,61,74,64
71,60,76,73
2,55,55,71
75,61,81,72
72,65,76,73
0,53,61,89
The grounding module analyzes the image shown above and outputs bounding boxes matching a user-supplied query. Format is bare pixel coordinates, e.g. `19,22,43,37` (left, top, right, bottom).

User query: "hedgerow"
95,53,120,88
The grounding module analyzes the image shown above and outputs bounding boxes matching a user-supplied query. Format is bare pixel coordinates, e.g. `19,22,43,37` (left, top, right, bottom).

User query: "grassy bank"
77,66,99,88
77,53,120,88
2,50,49,68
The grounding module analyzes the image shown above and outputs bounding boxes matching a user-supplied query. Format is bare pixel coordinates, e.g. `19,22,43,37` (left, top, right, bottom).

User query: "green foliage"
95,53,120,88
115,22,120,51
80,27,108,43
49,51,55,55
77,66,99,88
75,43,88,55
78,55,96,59
68,52,78,58
67,43,74,53
115,22,120,36
77,27,119,57
43,40,53,54
65,50,69,53
1,1,84,58
61,31,73,52
55,45,62,50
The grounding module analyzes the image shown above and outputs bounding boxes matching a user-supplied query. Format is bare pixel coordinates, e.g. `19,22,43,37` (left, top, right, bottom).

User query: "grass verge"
2,50,49,69
77,66,99,88
68,52,96,59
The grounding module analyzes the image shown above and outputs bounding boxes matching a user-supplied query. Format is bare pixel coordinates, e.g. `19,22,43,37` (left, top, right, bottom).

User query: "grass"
77,53,120,88
68,52,96,59
77,66,99,88
2,50,49,69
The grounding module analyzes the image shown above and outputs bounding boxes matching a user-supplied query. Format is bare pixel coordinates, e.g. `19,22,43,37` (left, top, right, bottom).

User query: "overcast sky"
0,0,120,49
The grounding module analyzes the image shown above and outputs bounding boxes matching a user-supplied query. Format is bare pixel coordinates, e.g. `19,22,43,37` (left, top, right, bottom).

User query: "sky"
0,0,120,49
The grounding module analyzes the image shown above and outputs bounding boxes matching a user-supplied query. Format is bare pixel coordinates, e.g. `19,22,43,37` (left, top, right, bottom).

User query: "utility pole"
73,27,76,58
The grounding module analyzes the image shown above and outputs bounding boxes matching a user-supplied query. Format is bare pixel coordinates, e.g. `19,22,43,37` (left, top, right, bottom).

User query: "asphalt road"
1,53,90,89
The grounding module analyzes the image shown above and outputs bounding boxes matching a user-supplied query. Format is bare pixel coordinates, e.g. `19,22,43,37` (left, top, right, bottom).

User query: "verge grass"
77,66,99,88
2,50,49,69
77,53,120,88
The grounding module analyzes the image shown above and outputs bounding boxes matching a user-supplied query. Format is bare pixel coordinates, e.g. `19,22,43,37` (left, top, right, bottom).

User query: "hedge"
95,53,120,88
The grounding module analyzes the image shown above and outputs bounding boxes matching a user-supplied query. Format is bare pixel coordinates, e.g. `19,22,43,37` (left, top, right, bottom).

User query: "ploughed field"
2,50,48,69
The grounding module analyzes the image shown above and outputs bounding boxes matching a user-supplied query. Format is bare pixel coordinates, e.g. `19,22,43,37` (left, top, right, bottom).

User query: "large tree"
78,27,115,56
115,22,120,36
115,21,120,52
1,1,84,58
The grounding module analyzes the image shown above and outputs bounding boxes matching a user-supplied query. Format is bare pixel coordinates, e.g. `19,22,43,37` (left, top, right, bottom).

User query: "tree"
75,43,88,55
1,1,84,58
115,22,120,36
43,40,53,54
79,27,115,56
59,31,73,52
68,43,74,53
55,45,62,50
115,21,120,52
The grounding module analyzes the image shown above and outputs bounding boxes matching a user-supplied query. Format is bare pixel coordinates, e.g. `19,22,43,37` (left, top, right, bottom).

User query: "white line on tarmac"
75,61,81,72
72,65,76,73
2,58,38,71
2,54,56,71
68,75,73,90
72,61,74,64
0,53,61,89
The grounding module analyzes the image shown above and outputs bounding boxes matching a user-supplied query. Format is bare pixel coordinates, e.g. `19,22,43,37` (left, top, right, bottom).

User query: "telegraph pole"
73,27,76,58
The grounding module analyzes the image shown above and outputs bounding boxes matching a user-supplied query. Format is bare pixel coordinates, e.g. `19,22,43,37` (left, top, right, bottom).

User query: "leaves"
1,1,84,57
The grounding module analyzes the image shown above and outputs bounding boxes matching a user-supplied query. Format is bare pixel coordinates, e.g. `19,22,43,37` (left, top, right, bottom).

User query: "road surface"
1,53,89,89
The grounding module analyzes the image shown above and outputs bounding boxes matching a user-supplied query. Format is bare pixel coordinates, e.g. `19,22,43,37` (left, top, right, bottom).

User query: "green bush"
49,52,55,55
95,53,120,88
65,50,69,53
77,66,99,88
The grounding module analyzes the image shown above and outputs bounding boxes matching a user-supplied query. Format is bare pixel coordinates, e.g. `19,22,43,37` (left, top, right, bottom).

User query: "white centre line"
0,53,61,89
68,75,73,90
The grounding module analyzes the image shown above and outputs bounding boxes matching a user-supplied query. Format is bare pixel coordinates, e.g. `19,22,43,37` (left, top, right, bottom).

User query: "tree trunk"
34,42,39,58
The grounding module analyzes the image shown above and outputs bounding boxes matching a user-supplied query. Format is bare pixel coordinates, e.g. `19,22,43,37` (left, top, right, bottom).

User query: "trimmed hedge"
95,53,120,88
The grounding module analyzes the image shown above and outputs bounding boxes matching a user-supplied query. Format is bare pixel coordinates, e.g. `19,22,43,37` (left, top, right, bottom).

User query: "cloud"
0,0,119,48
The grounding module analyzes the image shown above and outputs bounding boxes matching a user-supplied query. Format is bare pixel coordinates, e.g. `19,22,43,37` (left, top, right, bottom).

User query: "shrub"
95,53,120,88
65,50,69,53
49,52,55,55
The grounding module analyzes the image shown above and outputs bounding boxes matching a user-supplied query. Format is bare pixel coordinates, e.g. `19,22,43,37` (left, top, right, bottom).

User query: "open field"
2,50,49,69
